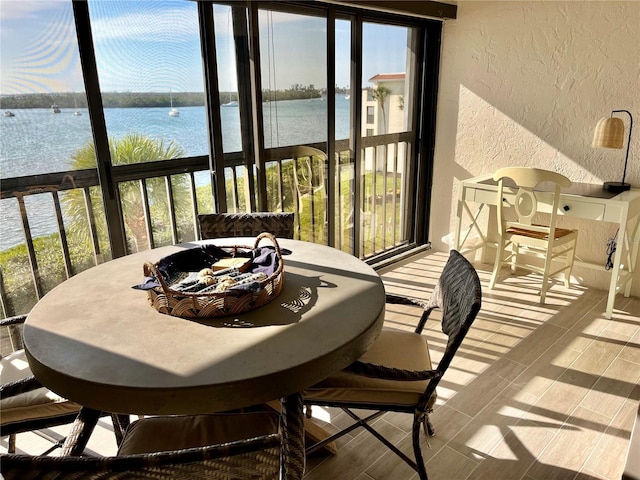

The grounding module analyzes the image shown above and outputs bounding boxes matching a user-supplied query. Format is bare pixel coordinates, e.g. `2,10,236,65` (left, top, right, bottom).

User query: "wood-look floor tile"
423,445,479,480
503,322,567,366
578,468,609,479
511,342,582,401
570,336,626,378
447,384,534,461
525,406,609,480
392,404,473,454
582,396,638,479
445,357,524,418
465,418,557,480
579,357,640,418
364,442,420,480
546,289,602,329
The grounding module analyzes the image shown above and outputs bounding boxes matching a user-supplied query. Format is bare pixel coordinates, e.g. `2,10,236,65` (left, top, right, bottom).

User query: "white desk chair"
488,167,578,303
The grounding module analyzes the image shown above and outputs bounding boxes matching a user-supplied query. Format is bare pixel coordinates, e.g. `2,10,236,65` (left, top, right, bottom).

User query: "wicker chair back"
1,434,282,480
198,212,295,240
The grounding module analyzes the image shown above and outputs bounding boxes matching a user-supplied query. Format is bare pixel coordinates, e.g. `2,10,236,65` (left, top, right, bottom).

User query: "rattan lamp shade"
592,109,633,193
592,117,625,149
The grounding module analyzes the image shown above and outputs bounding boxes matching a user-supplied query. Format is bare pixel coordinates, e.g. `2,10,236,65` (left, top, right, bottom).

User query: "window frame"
73,0,442,261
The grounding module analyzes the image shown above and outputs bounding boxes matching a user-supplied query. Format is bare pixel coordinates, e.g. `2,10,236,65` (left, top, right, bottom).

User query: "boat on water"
73,97,82,116
169,91,179,117
222,100,238,107
4,110,15,117
51,104,61,113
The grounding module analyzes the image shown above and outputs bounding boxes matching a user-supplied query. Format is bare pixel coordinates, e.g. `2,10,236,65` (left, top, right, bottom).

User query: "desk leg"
454,189,465,251
454,188,491,260
61,407,102,456
624,218,640,298
281,393,305,480
606,206,633,319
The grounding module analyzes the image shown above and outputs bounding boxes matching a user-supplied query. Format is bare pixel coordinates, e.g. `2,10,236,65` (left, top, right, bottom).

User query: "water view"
0,96,351,250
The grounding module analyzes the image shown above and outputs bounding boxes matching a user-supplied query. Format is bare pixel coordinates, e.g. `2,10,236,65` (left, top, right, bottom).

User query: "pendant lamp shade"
592,110,633,193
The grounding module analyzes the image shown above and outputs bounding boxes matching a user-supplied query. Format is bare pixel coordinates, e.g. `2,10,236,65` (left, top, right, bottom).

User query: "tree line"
0,85,324,110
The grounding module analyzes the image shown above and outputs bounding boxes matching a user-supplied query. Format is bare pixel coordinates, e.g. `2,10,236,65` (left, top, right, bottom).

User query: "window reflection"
88,0,207,164
214,4,242,153
259,10,327,148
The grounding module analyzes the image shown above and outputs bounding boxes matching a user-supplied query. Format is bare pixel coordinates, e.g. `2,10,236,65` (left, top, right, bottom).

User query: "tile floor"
3,250,639,480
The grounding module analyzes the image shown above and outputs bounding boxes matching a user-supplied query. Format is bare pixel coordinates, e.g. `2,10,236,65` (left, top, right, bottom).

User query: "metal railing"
0,133,413,317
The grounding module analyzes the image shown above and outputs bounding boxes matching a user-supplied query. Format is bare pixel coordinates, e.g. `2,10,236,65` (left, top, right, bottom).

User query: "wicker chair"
303,250,482,480
0,314,116,454
198,212,295,240
1,411,283,480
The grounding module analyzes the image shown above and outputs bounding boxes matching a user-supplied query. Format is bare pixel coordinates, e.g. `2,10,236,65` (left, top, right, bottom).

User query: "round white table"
24,238,385,477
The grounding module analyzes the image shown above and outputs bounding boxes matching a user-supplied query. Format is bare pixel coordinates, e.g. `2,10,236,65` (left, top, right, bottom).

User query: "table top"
24,239,386,415
469,173,640,202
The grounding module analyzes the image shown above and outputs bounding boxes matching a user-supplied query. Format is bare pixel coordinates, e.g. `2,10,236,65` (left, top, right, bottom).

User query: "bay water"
0,96,350,251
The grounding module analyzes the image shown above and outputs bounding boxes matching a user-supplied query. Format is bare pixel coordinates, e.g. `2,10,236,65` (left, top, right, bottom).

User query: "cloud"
89,5,201,43
0,0,62,20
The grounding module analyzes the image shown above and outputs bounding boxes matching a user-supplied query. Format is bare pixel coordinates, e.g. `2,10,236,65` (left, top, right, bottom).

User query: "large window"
359,21,418,257
0,1,104,313
0,0,443,317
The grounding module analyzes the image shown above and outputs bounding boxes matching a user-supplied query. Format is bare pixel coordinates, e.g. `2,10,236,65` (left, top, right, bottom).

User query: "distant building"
361,73,407,177
363,73,406,136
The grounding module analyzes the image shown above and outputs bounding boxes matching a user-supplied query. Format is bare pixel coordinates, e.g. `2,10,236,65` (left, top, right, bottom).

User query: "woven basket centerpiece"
141,233,284,318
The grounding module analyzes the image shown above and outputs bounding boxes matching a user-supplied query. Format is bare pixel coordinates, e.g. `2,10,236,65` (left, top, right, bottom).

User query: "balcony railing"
0,133,412,318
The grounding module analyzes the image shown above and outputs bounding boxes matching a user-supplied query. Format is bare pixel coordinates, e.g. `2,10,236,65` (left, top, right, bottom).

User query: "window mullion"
246,4,268,212
198,2,227,213
72,0,127,258
232,5,259,212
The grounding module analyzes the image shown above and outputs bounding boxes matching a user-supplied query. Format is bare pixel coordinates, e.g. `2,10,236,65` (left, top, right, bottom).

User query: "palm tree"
63,134,187,253
370,84,391,134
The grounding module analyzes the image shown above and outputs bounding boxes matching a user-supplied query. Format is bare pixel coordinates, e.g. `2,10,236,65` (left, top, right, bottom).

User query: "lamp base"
603,181,631,193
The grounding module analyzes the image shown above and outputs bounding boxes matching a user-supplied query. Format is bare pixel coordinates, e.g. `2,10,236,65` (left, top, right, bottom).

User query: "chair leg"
341,409,421,472
489,239,505,289
564,243,577,288
111,414,131,446
412,417,429,480
510,242,519,274
426,417,435,437
8,433,16,453
305,410,384,456
540,248,555,304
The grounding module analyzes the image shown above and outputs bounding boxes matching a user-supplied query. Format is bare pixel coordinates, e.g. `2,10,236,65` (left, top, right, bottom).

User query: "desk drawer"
560,200,606,220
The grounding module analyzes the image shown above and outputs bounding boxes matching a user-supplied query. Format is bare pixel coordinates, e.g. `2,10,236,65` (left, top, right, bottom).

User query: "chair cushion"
0,350,81,426
118,412,280,455
303,329,435,408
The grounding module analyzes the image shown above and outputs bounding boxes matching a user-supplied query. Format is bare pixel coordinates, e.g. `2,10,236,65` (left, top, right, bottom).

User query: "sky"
0,0,410,95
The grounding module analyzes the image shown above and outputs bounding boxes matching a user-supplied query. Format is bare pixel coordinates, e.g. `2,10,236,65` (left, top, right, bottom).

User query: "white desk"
454,174,640,318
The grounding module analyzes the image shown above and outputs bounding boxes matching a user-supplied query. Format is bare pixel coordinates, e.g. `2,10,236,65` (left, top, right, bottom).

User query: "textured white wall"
432,0,640,293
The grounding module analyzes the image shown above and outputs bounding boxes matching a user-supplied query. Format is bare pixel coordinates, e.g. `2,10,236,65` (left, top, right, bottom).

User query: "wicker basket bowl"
143,232,284,318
